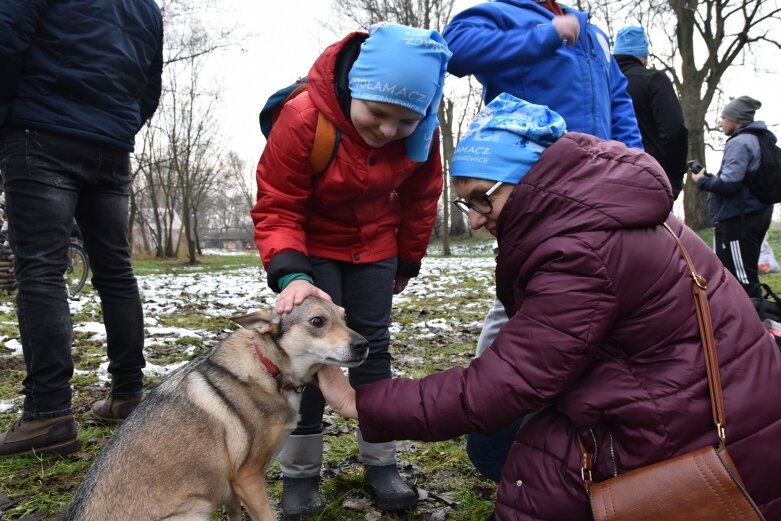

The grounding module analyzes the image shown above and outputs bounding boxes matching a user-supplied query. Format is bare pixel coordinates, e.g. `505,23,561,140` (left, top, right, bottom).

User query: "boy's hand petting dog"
316,365,358,420
276,280,332,314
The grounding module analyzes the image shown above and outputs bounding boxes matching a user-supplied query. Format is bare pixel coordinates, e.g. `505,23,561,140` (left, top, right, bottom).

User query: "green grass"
131,251,260,276
2,229,780,520
0,244,498,520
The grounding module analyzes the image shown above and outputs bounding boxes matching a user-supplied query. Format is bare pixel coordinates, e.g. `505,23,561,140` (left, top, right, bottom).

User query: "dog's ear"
231,310,280,334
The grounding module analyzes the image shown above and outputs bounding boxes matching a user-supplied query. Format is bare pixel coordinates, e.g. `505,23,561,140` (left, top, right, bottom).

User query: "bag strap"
310,112,340,175
661,223,726,444
579,223,727,489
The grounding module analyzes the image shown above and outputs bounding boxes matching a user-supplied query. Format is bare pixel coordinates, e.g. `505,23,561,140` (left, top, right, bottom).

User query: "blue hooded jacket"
443,0,643,148
0,0,163,151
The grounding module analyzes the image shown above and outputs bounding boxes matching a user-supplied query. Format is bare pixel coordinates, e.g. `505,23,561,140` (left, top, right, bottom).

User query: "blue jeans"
292,257,396,434
0,128,145,419
466,417,523,483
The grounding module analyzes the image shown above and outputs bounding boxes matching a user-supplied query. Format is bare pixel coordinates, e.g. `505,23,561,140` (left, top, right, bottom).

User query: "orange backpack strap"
310,112,340,175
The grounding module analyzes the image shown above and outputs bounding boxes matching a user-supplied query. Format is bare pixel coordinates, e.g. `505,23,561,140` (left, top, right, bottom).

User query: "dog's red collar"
253,343,303,393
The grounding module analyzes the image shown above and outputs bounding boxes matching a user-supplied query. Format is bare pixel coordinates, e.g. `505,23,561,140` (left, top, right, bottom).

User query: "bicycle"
65,238,90,296
0,197,90,297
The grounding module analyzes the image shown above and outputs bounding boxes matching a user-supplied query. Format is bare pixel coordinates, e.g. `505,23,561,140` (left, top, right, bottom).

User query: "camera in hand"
687,159,704,175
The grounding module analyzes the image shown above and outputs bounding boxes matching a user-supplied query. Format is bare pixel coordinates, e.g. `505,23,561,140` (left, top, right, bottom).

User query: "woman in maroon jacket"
317,94,781,520
251,23,451,518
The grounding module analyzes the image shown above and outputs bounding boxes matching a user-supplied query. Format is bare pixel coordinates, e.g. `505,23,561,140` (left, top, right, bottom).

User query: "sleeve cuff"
266,250,314,293
278,272,315,291
397,258,421,279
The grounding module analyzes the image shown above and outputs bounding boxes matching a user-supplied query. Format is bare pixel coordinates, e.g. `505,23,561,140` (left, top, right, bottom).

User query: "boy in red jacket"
251,22,450,518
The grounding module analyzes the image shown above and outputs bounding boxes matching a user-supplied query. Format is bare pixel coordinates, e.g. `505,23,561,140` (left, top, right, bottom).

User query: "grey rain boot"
358,429,418,512
279,433,325,519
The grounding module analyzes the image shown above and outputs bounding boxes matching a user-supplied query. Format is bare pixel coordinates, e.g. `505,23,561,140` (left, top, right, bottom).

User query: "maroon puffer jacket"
356,133,781,520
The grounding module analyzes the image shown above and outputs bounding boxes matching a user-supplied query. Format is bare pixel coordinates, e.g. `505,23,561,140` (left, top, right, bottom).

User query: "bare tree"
163,53,222,264
133,122,180,258
131,0,237,259
590,0,781,229
671,0,781,229
439,75,484,253
332,0,454,31
198,154,256,250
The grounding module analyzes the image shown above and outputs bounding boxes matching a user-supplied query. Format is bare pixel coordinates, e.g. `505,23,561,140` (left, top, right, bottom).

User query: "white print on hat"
403,35,446,49
349,78,428,103
452,144,492,164
455,145,492,155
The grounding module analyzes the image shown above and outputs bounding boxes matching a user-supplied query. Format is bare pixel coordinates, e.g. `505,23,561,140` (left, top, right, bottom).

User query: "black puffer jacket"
616,55,688,198
0,0,163,151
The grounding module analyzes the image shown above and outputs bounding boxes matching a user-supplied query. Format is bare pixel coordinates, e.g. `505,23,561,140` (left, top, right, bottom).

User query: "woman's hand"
275,280,332,314
315,365,358,419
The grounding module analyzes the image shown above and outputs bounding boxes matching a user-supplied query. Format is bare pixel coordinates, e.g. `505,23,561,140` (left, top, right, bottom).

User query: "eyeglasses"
452,181,504,216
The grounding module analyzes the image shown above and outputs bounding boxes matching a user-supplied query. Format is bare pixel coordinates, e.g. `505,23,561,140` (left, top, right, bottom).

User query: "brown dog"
65,296,368,520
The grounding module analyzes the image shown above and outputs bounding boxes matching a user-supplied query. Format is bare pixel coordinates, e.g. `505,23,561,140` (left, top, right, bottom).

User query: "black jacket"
0,0,163,151
616,55,688,199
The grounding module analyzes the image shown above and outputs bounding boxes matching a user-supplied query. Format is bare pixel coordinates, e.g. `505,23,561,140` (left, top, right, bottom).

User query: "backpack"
258,76,341,175
754,283,781,350
740,127,781,205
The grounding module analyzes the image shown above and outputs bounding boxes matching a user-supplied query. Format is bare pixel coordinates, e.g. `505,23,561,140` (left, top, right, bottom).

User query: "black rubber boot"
364,464,418,512
281,476,324,519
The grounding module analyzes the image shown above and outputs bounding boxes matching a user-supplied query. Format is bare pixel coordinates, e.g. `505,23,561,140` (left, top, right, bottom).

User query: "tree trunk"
439,101,454,255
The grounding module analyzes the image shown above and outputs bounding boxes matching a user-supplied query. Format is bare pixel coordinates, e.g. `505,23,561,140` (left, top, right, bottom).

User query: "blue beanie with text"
451,93,567,184
348,22,452,161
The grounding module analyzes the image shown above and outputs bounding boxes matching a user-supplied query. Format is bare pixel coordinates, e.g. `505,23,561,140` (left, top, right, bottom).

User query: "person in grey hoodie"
693,95,775,299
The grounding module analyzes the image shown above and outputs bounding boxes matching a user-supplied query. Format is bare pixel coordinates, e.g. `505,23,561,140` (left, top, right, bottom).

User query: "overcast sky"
203,0,780,173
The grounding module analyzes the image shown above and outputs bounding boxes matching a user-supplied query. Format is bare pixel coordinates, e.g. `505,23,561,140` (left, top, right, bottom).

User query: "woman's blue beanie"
348,22,452,161
451,93,566,184
613,26,649,57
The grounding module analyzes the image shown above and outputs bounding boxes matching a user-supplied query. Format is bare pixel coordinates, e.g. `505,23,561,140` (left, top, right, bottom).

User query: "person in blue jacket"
442,0,644,483
443,0,642,148
0,0,163,457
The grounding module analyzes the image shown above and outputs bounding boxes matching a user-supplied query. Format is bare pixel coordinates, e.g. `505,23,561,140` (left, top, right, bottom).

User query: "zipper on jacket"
608,432,618,477
589,428,618,477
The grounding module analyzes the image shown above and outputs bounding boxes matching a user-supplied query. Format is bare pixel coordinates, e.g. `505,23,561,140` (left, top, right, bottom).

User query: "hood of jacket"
496,132,672,314
306,32,367,145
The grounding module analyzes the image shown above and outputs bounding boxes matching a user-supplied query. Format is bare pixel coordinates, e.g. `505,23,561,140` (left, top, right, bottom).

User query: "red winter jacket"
251,33,443,291
355,133,781,520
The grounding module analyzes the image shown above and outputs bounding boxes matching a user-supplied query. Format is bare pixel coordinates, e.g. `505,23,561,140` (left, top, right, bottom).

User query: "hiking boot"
281,476,324,519
90,395,142,424
0,415,79,458
364,464,418,512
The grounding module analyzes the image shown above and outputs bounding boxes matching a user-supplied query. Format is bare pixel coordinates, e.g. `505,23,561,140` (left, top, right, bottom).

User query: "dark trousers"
466,417,523,483
714,207,773,299
0,129,145,419
293,257,396,435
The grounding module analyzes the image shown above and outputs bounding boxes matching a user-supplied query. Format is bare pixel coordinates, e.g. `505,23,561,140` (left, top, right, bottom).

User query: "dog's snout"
351,337,369,352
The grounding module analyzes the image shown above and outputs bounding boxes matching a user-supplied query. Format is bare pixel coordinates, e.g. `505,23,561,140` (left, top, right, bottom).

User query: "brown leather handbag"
578,224,766,521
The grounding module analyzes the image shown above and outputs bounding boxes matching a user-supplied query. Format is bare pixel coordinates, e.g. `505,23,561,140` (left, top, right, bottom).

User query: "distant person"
614,25,688,199
692,95,775,299
251,22,450,517
0,0,163,457
316,94,781,521
442,0,643,481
